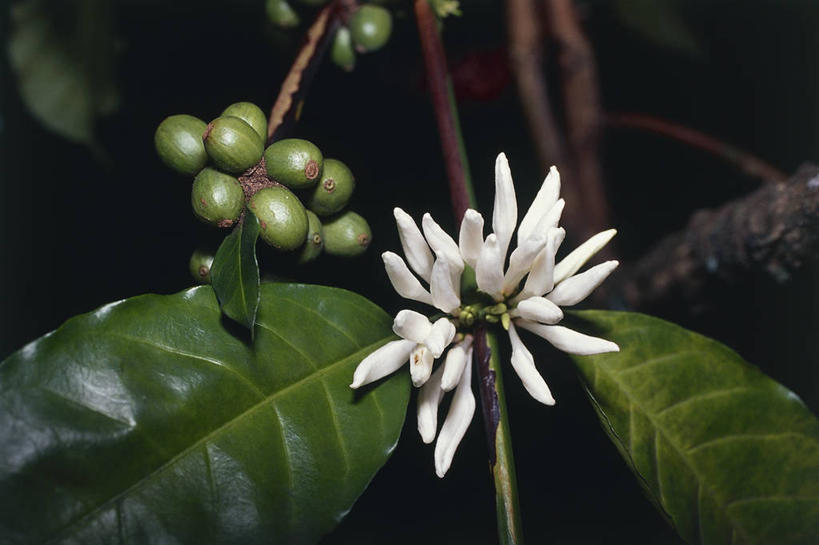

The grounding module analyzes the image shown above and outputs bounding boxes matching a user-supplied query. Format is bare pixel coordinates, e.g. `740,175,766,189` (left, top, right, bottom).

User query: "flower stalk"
476,326,524,545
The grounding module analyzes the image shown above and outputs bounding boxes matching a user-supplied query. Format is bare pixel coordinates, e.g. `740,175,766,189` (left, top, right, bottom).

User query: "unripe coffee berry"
264,138,323,190
331,27,356,72
222,102,268,143
249,186,309,251
154,114,208,175
266,0,300,28
203,116,264,173
349,5,392,53
306,158,355,216
191,168,245,227
322,211,372,257
299,210,325,263
189,249,214,284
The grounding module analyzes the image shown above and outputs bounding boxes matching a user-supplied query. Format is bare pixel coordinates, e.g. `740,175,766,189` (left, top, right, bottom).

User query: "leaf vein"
687,431,813,455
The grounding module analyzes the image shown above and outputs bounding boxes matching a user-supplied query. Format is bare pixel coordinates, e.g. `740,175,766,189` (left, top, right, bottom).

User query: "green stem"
445,79,477,209
475,327,524,544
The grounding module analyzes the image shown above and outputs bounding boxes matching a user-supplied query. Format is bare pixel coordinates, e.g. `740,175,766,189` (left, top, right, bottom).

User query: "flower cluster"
350,152,620,477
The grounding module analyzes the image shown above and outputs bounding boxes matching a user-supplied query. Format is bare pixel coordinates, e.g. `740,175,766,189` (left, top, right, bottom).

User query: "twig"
543,0,610,239
618,164,819,312
415,0,472,223
267,3,343,143
606,112,788,184
506,0,566,170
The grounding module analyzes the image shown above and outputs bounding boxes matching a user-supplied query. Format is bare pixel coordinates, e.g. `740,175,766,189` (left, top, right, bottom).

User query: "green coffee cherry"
299,210,325,263
154,114,208,175
222,102,268,142
266,0,300,28
203,116,264,173
331,27,356,72
189,250,214,284
349,5,392,53
248,186,308,250
306,158,355,216
264,138,323,189
322,211,372,257
191,168,245,227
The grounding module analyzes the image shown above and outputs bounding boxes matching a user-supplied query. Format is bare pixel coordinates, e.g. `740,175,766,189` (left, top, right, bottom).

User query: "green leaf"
0,283,408,544
7,0,119,147
210,212,261,329
566,311,819,545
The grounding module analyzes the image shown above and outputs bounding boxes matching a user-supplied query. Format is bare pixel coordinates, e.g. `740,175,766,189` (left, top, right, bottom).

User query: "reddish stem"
606,112,788,184
414,0,471,223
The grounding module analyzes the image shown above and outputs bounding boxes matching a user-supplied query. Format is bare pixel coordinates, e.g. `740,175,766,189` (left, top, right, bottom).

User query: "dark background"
2,1,818,543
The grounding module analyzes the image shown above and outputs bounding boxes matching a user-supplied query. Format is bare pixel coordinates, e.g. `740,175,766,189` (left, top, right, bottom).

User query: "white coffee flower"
350,152,620,478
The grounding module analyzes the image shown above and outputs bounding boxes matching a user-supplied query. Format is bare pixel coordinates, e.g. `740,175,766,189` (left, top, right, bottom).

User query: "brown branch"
267,3,343,143
506,0,565,169
606,112,788,184
543,0,610,239
618,164,819,312
415,0,471,223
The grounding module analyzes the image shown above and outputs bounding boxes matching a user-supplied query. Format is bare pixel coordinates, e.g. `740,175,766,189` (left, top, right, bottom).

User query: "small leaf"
210,212,261,329
566,311,819,545
7,0,119,147
0,283,409,544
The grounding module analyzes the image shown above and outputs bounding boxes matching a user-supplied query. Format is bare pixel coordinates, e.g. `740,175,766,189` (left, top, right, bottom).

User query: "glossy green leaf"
566,311,819,545
210,212,261,329
0,283,408,544
8,0,119,147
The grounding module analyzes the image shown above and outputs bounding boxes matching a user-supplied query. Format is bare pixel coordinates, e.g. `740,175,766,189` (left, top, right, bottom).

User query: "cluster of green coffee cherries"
266,0,393,71
154,101,372,276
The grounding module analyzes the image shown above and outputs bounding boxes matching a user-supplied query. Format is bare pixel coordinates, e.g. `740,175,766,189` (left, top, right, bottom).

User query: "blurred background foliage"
2,0,818,543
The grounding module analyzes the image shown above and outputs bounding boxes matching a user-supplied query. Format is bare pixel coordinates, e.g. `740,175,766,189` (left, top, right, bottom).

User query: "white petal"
548,261,619,306
531,198,565,236
423,318,457,358
430,258,461,314
492,153,518,261
350,339,415,388
394,207,434,282
475,234,504,301
553,229,617,285
382,252,434,305
422,213,464,271
516,227,565,301
516,296,564,324
434,357,475,478
392,309,433,343
516,320,620,355
458,209,485,268
410,344,435,387
502,233,547,295
508,323,555,405
441,335,473,391
417,364,446,443
517,166,561,245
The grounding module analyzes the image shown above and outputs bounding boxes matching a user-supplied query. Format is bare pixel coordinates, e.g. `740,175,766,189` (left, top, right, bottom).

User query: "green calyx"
203,116,264,173
331,27,356,72
321,211,372,257
249,186,309,251
191,168,245,227
266,0,300,28
349,5,392,53
298,210,324,263
189,249,214,284
264,138,324,189
221,102,268,143
306,158,355,216
154,114,208,175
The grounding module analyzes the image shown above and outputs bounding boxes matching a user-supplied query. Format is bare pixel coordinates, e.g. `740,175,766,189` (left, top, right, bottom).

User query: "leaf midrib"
592,350,754,544
46,336,392,544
